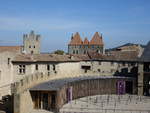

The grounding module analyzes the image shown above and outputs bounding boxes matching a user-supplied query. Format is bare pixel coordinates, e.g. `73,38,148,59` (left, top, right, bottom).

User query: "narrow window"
47,65,50,71
8,58,10,65
19,65,22,74
33,45,35,48
53,65,55,71
29,46,31,48
35,64,38,70
122,62,125,66
23,65,25,73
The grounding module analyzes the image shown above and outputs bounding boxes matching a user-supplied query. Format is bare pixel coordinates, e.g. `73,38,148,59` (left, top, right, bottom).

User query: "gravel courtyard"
60,95,150,113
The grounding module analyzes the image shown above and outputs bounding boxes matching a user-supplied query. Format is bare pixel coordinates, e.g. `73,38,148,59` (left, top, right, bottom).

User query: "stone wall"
56,77,136,111
138,63,144,95
0,51,20,99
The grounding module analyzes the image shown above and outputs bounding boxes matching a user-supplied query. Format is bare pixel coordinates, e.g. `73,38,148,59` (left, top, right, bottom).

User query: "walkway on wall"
60,95,150,113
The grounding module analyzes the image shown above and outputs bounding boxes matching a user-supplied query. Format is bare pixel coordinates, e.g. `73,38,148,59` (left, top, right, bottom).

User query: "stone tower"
23,30,41,54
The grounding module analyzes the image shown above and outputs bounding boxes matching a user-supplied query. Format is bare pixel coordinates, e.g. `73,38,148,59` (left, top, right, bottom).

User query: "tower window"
8,58,10,65
29,46,31,48
33,45,35,48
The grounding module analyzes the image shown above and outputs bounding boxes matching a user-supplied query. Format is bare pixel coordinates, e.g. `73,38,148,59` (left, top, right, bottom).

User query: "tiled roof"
83,38,89,45
90,32,103,45
108,51,139,61
106,43,145,52
140,41,150,62
12,54,90,62
0,46,22,53
69,32,83,45
87,51,139,61
12,50,138,63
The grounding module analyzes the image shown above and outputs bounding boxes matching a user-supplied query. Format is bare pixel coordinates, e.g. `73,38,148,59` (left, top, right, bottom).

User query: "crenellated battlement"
23,30,41,54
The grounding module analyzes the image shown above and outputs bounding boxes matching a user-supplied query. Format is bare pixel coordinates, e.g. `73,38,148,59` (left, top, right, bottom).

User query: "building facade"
68,32,104,54
0,31,40,99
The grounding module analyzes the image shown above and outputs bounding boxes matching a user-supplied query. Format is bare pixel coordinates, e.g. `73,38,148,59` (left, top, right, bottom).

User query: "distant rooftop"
12,50,139,63
106,43,146,52
140,41,150,62
0,46,22,53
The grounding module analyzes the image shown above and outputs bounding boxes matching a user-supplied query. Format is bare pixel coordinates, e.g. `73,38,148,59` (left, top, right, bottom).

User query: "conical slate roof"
69,32,83,45
140,41,150,62
83,37,89,45
90,32,103,45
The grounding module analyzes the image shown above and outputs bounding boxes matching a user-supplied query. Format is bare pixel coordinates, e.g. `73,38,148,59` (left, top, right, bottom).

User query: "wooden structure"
30,76,136,112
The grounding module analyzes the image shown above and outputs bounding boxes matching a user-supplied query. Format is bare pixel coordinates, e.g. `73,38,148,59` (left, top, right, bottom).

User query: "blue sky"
0,0,150,52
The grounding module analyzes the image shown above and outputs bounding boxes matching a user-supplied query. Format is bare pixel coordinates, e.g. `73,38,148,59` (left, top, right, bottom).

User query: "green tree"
54,50,65,55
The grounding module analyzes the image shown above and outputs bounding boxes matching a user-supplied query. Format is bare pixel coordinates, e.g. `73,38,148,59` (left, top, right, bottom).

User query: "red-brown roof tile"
0,46,22,53
83,37,89,45
69,32,83,45
90,32,103,45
